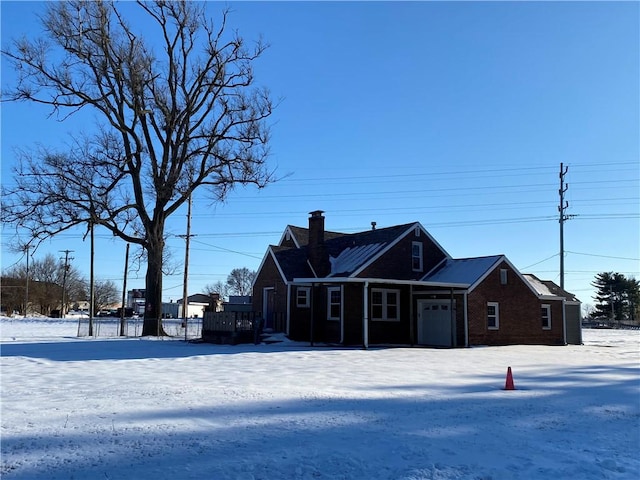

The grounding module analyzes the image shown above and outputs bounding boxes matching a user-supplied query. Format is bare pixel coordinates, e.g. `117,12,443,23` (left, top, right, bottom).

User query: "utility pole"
179,195,194,342
120,243,130,337
89,222,95,336
558,163,569,290
59,249,74,318
24,245,30,316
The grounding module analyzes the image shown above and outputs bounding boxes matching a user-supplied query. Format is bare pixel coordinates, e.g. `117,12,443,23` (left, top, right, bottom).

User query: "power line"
566,251,640,262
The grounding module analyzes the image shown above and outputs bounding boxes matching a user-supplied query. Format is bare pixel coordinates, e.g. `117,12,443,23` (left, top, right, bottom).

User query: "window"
541,304,551,329
500,269,508,285
296,287,310,308
327,287,341,321
371,288,400,321
487,302,499,329
412,242,423,272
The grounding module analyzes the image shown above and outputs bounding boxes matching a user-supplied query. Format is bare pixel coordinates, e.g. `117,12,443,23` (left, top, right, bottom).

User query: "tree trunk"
142,231,168,336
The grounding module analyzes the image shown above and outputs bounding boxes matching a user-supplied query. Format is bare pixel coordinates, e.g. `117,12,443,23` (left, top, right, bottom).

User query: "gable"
352,223,449,279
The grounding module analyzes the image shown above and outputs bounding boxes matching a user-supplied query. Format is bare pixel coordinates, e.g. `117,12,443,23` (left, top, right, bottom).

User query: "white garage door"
417,300,455,347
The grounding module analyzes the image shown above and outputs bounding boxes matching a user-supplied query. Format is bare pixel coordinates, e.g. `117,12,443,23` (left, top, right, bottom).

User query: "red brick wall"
252,252,288,321
289,285,313,341
467,261,565,345
358,229,446,280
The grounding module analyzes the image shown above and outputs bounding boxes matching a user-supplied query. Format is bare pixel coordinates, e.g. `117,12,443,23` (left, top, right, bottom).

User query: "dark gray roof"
324,223,416,277
422,255,504,286
272,246,314,281
177,293,217,304
272,223,418,279
286,226,345,247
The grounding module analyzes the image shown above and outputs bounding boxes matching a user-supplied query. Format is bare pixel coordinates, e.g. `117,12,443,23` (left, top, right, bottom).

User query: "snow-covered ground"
1,318,638,480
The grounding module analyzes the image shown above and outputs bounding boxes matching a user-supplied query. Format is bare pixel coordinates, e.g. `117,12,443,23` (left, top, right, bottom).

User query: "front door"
417,300,455,347
263,288,275,330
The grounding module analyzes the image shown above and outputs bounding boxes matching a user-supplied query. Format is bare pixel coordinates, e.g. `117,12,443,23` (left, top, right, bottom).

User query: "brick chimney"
308,210,329,277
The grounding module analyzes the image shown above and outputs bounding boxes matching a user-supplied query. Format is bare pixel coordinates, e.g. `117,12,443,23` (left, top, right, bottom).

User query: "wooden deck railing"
202,311,286,333
203,311,254,333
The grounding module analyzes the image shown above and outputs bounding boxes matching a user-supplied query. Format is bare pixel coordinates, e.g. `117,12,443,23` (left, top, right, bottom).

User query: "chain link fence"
76,317,203,339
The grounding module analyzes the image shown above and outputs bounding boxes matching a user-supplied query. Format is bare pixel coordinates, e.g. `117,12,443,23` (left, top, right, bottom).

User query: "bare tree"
1,1,274,335
226,267,256,297
204,280,229,302
93,279,121,315
3,253,86,316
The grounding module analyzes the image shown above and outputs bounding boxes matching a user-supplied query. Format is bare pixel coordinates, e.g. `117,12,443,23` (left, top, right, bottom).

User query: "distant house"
252,211,580,348
177,293,220,318
223,296,253,313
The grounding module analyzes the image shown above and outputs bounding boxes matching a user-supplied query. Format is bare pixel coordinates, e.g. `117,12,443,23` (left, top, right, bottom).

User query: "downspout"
363,281,369,349
409,284,415,345
562,298,567,345
286,283,291,336
340,285,344,344
450,288,455,347
310,284,314,347
464,291,469,347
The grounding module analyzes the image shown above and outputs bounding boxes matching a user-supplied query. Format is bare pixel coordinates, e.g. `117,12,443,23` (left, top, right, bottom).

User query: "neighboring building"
177,293,219,318
253,211,580,348
127,289,146,316
224,296,253,313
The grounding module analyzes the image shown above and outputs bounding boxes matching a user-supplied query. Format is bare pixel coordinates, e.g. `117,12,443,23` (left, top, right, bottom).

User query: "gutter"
292,277,468,289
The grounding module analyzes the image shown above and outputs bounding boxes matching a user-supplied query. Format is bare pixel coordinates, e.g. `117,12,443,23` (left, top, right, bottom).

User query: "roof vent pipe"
371,221,376,231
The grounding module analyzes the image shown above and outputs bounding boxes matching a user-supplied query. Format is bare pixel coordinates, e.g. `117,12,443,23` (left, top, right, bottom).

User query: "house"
177,293,220,318
252,211,580,348
223,296,253,313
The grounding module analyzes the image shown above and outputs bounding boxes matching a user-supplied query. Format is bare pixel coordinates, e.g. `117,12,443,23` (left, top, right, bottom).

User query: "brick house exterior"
252,211,578,347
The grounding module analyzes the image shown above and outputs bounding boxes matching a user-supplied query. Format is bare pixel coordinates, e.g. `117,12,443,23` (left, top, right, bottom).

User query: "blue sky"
1,1,638,310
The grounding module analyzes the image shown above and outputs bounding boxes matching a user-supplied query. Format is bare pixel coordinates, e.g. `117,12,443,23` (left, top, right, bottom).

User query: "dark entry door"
263,288,275,330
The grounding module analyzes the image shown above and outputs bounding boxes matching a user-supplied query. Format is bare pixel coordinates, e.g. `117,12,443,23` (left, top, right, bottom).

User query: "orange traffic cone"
504,366,515,390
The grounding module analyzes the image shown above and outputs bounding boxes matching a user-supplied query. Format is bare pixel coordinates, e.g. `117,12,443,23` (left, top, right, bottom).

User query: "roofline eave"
291,277,469,289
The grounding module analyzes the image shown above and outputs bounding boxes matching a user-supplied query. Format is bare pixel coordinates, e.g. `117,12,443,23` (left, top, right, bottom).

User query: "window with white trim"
500,269,508,285
412,242,423,272
296,287,310,308
327,287,341,321
371,288,400,321
541,304,551,329
487,302,499,329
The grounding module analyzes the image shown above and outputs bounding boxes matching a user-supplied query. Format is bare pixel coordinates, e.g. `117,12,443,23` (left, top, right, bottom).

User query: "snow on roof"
423,255,503,286
523,274,579,301
329,243,385,277
523,274,556,297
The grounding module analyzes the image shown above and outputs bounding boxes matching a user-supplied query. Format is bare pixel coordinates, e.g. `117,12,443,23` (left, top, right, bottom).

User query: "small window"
412,242,423,272
487,302,499,330
371,288,400,321
541,304,551,329
296,287,310,308
327,287,341,321
415,226,421,237
500,269,508,285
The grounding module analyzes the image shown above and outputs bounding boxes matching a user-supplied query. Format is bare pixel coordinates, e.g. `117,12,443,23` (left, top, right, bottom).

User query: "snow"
329,243,385,276
422,256,503,287
523,274,557,297
1,318,639,480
